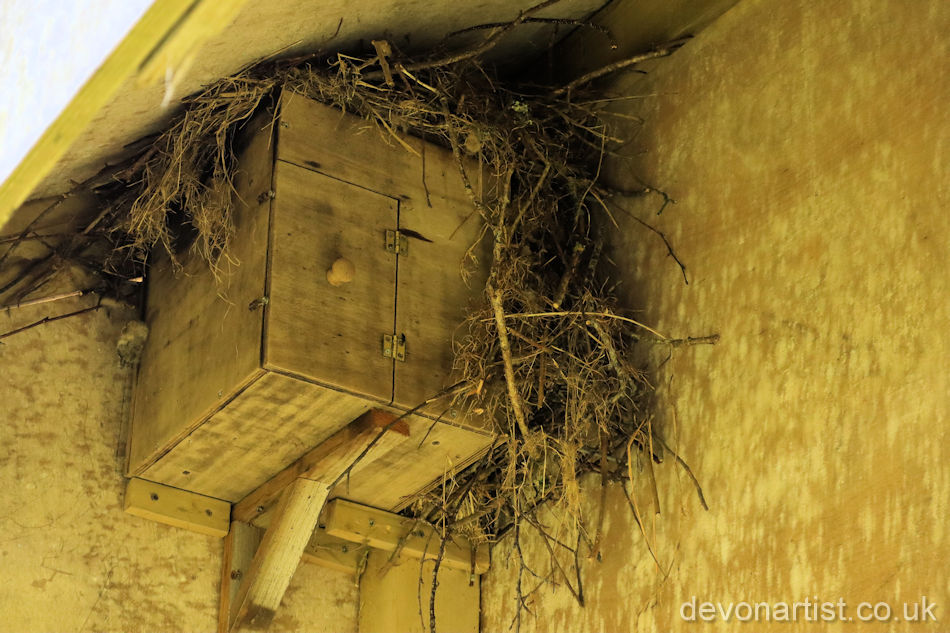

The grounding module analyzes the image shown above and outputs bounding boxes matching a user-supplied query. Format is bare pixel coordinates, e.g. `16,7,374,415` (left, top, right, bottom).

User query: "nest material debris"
1,5,715,629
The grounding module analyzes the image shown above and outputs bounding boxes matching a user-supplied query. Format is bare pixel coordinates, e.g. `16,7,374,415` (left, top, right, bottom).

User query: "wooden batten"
123,477,230,538
323,499,490,576
301,528,369,574
219,521,263,633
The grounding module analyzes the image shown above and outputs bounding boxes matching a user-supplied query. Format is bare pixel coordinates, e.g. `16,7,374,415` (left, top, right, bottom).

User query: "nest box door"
264,161,398,404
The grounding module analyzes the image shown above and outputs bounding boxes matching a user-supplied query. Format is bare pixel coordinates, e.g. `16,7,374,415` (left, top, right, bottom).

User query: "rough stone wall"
482,0,950,631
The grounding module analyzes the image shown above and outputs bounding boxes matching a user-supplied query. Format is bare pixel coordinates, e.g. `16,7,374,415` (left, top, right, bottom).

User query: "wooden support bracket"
221,408,405,632
230,479,330,631
124,477,229,537
323,498,490,576
233,409,408,527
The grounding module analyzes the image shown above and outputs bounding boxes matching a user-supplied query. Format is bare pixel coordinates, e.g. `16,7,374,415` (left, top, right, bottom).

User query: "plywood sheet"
265,160,397,403
144,371,370,501
359,551,479,633
331,414,494,512
393,155,491,416
128,115,274,473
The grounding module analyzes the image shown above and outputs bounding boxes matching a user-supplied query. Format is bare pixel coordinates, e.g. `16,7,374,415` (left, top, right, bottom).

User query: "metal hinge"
382,333,407,361
384,229,409,256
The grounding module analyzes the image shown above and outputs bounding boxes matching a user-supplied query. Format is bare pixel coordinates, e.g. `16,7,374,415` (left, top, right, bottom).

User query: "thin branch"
551,37,691,96
0,288,98,312
367,0,564,79
608,199,689,285
655,435,709,510
446,17,617,49
487,283,531,437
0,305,102,342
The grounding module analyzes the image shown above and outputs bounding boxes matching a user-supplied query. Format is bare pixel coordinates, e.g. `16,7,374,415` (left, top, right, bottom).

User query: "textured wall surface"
0,291,358,632
483,0,949,631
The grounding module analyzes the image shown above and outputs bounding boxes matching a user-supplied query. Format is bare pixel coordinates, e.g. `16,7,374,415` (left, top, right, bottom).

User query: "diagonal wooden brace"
220,408,407,632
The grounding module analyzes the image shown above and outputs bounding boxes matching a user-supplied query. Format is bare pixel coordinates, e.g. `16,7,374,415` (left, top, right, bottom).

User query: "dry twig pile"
2,6,713,628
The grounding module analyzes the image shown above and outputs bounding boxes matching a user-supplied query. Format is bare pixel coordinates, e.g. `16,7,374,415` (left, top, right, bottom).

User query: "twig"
551,37,691,96
0,288,97,312
366,0,564,79
666,334,720,348
487,283,530,438
608,199,689,285
428,526,447,633
486,310,669,341
655,435,709,510
446,17,616,49
0,305,102,342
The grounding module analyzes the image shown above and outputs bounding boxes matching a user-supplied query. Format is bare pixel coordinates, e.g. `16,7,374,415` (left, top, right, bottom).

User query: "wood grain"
123,477,230,538
143,371,369,501
323,498,489,575
231,479,330,631
301,528,368,574
393,139,491,420
278,92,492,429
128,113,274,474
219,521,264,633
264,160,398,403
232,408,406,523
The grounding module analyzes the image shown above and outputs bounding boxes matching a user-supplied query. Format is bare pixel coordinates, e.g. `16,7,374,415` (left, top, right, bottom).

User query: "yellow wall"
483,0,950,631
0,287,358,631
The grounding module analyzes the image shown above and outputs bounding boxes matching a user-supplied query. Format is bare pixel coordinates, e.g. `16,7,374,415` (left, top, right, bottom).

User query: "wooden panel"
219,521,264,633
233,409,408,524
278,92,491,425
279,93,431,198
144,371,370,501
123,477,230,537
333,415,494,512
394,165,491,417
323,499,489,575
231,479,331,631
265,160,397,403
359,551,479,633
128,113,274,474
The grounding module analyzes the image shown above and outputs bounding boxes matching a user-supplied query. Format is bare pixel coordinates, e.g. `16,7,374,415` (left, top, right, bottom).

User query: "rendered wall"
0,288,358,632
483,0,950,631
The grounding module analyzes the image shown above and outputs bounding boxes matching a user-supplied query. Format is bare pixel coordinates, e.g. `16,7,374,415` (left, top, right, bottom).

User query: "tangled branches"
4,11,709,629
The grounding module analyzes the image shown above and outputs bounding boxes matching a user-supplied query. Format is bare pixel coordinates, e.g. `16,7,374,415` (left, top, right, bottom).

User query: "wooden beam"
225,410,401,631
301,528,369,574
323,499,490,575
124,477,229,537
219,521,263,633
233,409,408,525
0,0,250,231
230,479,330,631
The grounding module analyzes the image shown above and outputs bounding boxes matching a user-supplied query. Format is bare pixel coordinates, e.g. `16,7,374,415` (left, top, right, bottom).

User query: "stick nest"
12,14,711,627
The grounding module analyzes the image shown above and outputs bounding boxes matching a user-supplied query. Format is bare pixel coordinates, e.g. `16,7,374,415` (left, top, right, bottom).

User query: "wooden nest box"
128,92,494,514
